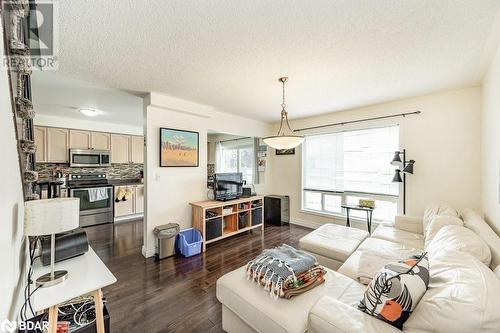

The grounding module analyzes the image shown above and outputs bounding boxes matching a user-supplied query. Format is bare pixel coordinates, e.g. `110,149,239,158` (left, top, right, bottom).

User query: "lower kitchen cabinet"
114,184,144,221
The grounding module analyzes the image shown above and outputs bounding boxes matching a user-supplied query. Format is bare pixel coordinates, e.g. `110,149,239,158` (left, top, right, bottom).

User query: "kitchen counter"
108,179,143,186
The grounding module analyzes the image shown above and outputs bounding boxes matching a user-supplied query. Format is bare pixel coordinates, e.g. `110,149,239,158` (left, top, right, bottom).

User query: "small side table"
31,248,116,333
341,204,374,234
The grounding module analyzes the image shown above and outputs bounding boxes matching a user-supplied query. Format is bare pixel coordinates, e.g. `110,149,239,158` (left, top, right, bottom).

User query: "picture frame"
275,148,295,155
160,128,199,167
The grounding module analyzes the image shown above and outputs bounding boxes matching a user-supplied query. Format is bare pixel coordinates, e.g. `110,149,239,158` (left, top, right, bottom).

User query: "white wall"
34,114,143,135
482,45,500,234
0,21,27,321
143,93,273,257
270,87,482,227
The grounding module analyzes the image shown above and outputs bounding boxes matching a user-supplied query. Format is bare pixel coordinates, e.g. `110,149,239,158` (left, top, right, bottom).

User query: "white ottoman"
299,224,369,270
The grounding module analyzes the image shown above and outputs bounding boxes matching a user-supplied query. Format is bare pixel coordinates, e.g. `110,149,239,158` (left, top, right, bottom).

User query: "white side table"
31,247,117,333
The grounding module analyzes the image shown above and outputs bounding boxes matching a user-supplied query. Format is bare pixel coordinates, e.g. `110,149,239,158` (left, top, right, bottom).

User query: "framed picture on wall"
160,128,199,167
275,148,295,155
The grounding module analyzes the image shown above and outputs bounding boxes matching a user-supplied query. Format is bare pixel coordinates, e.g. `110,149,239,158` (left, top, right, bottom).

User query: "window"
218,139,255,184
302,126,399,222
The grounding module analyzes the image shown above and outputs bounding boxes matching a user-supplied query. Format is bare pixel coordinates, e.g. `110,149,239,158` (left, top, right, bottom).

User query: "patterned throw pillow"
358,253,429,329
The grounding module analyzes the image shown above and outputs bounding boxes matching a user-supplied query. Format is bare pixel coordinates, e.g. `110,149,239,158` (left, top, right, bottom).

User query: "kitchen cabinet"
69,130,92,149
111,134,130,163
47,127,69,163
114,184,144,220
91,132,111,150
34,125,144,164
114,186,135,217
131,136,144,164
34,126,47,162
135,185,144,214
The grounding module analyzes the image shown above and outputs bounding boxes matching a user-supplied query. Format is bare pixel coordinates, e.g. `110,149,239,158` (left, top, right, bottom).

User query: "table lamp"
24,198,80,287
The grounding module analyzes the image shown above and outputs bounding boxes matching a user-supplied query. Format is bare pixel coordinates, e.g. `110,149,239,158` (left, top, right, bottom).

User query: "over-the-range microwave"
69,149,111,167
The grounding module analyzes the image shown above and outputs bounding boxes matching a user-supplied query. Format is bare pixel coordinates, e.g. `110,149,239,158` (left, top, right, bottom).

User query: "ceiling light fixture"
263,77,304,150
79,108,98,117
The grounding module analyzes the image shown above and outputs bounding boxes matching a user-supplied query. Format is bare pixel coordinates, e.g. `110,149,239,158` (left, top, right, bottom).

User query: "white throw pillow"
424,215,463,247
495,266,500,279
427,225,492,266
404,251,500,333
422,203,458,234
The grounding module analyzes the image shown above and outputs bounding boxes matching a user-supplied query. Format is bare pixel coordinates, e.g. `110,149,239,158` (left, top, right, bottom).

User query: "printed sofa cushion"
358,253,429,329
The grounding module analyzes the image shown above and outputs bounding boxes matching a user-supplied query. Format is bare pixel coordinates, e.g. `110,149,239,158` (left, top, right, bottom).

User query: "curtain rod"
217,136,252,143
294,111,421,132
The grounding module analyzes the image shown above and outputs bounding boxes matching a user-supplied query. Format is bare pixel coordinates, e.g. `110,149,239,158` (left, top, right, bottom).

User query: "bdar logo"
0,320,16,333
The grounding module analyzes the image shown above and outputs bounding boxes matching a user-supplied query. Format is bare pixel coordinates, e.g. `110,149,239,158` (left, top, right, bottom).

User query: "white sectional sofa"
216,204,500,333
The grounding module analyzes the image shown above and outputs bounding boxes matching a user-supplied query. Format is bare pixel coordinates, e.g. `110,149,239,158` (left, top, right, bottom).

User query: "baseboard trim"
289,218,322,229
142,245,156,258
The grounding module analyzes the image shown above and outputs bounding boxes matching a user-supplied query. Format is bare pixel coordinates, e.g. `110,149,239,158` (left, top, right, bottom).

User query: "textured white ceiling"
31,72,143,125
55,0,500,122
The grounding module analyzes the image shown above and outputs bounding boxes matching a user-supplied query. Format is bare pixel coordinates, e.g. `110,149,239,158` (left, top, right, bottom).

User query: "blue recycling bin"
176,228,202,257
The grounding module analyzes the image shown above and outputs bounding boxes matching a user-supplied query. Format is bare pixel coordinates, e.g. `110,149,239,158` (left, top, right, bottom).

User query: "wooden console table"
190,196,264,252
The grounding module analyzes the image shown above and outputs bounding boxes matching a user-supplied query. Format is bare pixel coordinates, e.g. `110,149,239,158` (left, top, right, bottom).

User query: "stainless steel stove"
67,173,114,227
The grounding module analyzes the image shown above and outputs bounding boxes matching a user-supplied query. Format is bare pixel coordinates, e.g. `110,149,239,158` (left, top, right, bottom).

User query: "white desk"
32,247,117,333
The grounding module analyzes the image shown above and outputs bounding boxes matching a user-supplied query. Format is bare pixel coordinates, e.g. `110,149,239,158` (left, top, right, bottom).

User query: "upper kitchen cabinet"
131,136,144,164
34,126,47,162
47,127,70,163
111,134,131,163
69,130,92,149
91,132,111,150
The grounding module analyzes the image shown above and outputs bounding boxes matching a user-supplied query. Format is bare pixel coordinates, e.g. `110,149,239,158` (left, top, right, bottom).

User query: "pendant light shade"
263,77,304,150
263,135,304,150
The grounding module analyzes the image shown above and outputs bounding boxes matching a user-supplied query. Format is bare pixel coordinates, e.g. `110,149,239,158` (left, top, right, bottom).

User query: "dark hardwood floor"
85,221,311,333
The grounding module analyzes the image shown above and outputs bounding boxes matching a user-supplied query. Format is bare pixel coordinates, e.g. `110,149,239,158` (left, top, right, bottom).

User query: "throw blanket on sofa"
246,244,325,299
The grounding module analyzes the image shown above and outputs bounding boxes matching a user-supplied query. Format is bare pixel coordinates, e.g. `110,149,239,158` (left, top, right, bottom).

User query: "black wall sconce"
390,149,415,214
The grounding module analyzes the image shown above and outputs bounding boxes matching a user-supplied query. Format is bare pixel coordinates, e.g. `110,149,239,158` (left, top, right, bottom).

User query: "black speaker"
40,228,89,266
241,187,252,198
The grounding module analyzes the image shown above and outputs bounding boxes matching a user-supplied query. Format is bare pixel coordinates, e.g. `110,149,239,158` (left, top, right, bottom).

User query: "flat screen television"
214,172,243,201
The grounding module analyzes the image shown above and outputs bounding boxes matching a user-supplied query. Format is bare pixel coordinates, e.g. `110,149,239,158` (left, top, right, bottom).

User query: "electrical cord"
20,237,38,321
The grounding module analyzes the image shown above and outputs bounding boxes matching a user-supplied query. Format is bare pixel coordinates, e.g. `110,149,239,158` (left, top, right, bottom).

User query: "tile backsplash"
36,163,143,180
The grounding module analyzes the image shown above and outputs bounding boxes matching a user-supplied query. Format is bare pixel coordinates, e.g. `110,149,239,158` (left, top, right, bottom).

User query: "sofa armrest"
394,215,424,234
308,296,402,333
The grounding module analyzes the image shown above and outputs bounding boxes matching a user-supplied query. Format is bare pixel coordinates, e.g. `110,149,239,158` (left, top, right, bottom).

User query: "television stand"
190,196,264,252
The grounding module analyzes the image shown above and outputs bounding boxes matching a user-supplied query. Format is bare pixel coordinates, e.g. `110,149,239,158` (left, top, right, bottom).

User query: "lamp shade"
24,198,80,236
392,169,403,183
402,160,415,174
263,135,304,150
390,151,402,165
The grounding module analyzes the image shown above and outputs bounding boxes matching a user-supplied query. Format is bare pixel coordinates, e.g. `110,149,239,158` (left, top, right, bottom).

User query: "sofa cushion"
403,251,500,333
427,225,491,266
422,203,458,233
461,208,500,269
338,238,422,282
371,225,424,249
216,266,365,333
424,215,463,248
495,266,500,279
299,224,369,263
359,253,429,329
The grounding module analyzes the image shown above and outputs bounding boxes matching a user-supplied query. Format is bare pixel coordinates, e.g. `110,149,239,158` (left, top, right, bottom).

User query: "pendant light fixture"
263,77,304,150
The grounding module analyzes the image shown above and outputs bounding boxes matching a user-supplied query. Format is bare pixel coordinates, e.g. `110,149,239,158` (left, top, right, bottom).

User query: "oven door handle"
69,186,113,194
